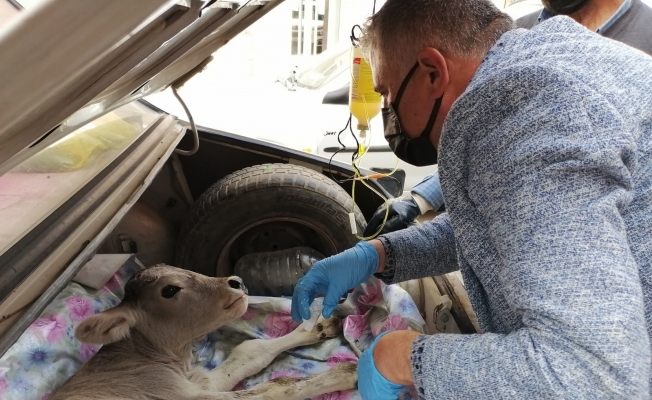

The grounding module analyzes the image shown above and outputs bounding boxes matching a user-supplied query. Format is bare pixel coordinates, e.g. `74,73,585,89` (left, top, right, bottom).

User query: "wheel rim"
215,217,338,276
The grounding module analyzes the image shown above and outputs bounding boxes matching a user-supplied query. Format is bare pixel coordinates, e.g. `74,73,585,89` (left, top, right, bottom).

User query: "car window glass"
0,102,160,257
295,46,349,90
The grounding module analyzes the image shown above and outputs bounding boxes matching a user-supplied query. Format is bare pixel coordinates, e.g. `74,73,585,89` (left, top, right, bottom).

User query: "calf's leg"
196,317,342,392
192,362,358,400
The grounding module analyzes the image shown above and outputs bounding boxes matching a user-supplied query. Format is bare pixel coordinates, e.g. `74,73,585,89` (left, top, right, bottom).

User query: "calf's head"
75,265,248,348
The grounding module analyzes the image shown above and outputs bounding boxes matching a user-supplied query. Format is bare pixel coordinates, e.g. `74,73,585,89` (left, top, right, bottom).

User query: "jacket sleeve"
410,66,650,398
410,173,445,211
375,213,459,284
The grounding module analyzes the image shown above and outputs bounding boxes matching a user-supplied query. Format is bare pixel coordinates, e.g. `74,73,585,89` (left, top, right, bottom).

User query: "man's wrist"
373,330,420,386
410,192,432,214
369,239,386,273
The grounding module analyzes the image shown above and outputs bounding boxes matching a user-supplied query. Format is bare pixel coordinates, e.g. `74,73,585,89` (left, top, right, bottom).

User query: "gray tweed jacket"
377,16,652,399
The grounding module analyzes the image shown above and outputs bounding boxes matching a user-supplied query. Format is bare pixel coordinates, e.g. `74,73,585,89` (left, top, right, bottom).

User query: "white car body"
313,1,544,192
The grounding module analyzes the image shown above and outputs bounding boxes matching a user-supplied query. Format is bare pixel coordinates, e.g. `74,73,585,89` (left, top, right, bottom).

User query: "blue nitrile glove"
359,331,405,400
363,195,422,237
291,241,379,322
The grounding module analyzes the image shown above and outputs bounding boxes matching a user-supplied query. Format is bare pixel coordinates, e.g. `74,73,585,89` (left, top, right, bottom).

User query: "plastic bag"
14,118,139,173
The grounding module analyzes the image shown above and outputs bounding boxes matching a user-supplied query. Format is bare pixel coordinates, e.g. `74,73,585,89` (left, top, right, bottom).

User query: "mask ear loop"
420,96,443,139
392,62,419,112
392,61,442,141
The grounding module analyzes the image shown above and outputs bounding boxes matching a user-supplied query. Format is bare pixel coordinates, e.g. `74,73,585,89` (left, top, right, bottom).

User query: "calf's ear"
75,305,136,345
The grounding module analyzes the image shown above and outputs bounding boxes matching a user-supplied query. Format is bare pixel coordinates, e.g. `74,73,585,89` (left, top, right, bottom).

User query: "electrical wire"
350,25,362,47
327,115,355,183
172,86,200,156
325,107,393,239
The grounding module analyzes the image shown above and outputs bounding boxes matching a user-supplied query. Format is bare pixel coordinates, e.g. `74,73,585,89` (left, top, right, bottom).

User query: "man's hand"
358,330,421,399
363,195,422,237
291,241,382,322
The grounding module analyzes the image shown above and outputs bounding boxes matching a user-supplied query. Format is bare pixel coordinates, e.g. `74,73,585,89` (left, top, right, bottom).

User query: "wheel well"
176,131,385,220
98,131,386,268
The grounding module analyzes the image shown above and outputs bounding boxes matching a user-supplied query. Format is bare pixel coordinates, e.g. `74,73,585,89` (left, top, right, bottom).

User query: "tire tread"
176,164,366,267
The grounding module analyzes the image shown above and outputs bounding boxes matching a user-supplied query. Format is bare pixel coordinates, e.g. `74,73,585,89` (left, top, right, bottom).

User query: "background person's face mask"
383,62,442,167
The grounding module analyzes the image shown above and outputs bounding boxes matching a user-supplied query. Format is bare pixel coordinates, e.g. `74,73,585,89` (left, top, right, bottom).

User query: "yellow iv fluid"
349,46,382,131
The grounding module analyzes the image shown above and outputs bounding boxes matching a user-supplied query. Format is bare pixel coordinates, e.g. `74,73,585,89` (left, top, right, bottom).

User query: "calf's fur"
51,265,357,400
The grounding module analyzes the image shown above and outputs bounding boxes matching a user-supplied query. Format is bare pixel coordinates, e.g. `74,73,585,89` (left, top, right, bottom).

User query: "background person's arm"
410,172,444,211
363,173,444,236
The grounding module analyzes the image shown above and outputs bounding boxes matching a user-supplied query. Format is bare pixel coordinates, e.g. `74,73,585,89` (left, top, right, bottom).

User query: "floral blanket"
0,259,424,400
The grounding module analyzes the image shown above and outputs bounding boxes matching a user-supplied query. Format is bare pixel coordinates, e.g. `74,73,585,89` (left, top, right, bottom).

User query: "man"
519,0,652,52
363,0,652,238
291,0,652,398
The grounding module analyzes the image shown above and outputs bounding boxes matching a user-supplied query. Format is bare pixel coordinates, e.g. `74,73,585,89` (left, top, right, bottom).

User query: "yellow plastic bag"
15,118,139,173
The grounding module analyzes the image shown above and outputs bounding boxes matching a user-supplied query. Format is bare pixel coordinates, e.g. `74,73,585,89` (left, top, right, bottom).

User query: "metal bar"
322,145,392,153
433,276,478,334
299,0,304,55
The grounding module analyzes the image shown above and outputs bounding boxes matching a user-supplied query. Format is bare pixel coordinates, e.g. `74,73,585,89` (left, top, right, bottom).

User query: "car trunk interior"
95,125,385,273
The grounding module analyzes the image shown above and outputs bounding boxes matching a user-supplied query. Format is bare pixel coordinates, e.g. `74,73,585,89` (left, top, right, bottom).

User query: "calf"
51,264,357,400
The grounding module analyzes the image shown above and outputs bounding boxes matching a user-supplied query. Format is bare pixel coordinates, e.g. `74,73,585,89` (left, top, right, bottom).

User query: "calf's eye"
161,285,181,298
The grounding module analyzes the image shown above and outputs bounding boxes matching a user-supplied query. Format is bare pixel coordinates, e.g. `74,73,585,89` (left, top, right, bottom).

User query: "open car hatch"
0,0,284,356
0,0,283,177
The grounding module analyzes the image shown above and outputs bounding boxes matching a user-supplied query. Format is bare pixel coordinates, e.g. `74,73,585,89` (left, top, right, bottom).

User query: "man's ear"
75,306,136,345
417,47,449,98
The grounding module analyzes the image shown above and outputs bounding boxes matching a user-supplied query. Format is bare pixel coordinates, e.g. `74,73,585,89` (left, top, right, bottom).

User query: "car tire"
176,163,366,277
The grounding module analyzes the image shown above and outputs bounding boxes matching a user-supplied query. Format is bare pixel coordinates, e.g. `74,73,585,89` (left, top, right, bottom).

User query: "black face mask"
542,0,590,15
383,62,442,167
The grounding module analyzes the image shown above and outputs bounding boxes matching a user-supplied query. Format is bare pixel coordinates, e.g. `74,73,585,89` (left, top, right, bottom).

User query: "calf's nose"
228,277,247,294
